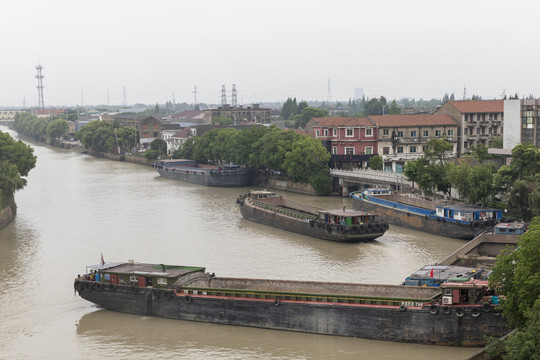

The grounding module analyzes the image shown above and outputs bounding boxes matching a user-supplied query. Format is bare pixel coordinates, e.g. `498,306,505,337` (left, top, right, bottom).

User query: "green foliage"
282,136,330,182
368,155,383,170
404,139,453,197
309,171,331,195
143,149,160,160
13,112,51,141
0,131,36,208
280,97,298,120
490,136,503,149
115,127,138,153
76,120,116,153
364,96,387,115
150,139,167,155
174,137,195,159
293,107,329,128
251,128,301,170
388,100,400,115
211,115,234,125
487,217,540,359
447,160,496,205
46,118,69,141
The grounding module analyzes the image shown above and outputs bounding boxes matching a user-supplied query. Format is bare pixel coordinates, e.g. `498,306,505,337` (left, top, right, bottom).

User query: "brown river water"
0,126,478,359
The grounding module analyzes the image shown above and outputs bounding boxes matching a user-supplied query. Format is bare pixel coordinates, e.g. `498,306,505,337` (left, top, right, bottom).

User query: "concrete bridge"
329,169,413,196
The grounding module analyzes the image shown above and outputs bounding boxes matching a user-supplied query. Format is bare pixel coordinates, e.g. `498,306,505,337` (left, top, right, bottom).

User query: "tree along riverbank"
0,203,16,231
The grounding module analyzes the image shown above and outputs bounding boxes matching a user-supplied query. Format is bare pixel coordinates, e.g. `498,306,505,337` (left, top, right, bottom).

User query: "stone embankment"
0,204,16,231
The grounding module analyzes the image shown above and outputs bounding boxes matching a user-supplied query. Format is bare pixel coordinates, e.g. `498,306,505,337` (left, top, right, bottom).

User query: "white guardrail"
329,169,413,187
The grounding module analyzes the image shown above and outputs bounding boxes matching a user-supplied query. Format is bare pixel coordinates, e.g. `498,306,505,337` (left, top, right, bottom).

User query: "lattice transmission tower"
221,85,227,105
35,64,45,110
231,84,238,106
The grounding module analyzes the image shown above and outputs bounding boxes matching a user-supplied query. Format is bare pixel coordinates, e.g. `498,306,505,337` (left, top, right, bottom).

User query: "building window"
130,276,138,282
383,147,390,155
383,129,389,136
410,130,417,137
365,147,373,154
365,128,373,137
397,146,404,154
448,129,454,136
410,145,417,153
316,130,320,137
435,130,442,137
157,278,167,285
345,147,355,155
422,145,428,152
333,128,337,137
346,129,353,137
422,130,429,137
396,131,403,138
324,129,328,136
332,146,337,155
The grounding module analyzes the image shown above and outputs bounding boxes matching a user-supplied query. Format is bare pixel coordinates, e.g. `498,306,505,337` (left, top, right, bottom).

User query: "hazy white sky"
1,0,539,107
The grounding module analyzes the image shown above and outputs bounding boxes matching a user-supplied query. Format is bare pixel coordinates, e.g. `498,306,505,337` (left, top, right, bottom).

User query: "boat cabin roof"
248,190,277,198
318,209,374,217
405,265,486,281
363,188,392,195
88,262,205,278
435,204,500,213
494,221,526,234
440,279,489,290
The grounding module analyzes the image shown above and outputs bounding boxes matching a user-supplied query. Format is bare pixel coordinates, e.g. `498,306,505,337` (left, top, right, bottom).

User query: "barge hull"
77,282,508,347
156,168,252,187
351,197,477,239
239,202,384,242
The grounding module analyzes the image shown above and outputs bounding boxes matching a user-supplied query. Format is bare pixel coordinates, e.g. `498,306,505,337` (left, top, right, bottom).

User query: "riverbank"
0,203,16,231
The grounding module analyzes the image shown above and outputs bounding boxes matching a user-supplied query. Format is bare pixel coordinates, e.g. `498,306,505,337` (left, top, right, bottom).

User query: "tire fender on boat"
482,303,492,313
326,224,332,233
338,225,346,234
429,304,439,315
366,223,374,232
274,296,281,306
373,223,381,232
471,307,481,318
455,307,465,317
471,221,481,230
109,283,117,291
84,282,93,291
399,304,407,312
349,226,358,234
95,282,104,291
442,306,451,314
358,225,366,233
164,290,173,300
382,223,389,231
184,295,192,304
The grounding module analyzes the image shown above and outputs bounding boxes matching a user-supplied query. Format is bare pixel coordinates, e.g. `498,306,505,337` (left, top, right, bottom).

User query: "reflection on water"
76,310,475,360
0,126,478,359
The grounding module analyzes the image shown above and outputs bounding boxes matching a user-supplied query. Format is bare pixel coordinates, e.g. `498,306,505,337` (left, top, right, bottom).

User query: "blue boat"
350,189,503,240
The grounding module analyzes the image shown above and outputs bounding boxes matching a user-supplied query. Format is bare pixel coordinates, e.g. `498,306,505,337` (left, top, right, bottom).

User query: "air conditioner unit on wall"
442,296,453,305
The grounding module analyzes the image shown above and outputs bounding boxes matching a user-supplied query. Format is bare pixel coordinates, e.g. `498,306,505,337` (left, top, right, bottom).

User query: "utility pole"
327,78,331,104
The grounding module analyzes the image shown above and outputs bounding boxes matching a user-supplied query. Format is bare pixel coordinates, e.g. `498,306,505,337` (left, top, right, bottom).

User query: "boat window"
130,275,138,282
157,278,167,285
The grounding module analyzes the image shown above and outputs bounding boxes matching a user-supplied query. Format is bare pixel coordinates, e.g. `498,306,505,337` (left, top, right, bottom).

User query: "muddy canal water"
0,126,478,359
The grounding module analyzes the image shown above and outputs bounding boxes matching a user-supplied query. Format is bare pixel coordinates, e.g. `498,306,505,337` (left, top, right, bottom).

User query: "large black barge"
237,190,388,242
154,159,252,187
75,260,508,346
350,189,503,240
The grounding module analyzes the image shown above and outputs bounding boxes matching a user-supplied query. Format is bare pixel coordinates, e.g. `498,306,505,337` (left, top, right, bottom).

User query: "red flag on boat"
430,268,434,278
101,253,105,265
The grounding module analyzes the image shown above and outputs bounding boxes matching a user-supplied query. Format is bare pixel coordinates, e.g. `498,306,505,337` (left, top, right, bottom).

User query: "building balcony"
467,122,476,127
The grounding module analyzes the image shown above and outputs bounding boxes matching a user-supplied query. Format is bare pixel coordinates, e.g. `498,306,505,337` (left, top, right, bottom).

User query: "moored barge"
350,189,503,240
75,260,508,346
154,159,252,187
237,190,388,242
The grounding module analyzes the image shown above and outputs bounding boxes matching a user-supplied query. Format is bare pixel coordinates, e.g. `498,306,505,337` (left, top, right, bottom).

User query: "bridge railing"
330,169,413,188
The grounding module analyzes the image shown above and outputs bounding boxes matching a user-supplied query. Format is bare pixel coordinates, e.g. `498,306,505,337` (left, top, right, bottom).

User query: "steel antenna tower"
231,84,238,106
122,86,127,106
193,85,198,108
35,64,45,110
221,85,227,105
327,79,331,104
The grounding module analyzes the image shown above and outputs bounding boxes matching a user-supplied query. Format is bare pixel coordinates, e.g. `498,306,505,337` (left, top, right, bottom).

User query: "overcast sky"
1,0,539,108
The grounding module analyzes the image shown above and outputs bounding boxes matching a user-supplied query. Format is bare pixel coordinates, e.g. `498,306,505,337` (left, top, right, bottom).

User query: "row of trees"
280,98,329,128
13,113,69,143
404,140,540,220
173,126,331,193
76,120,138,154
0,131,36,209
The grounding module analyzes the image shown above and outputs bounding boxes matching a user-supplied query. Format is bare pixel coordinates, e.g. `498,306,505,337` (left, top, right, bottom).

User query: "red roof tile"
369,114,457,127
445,100,503,113
312,117,373,127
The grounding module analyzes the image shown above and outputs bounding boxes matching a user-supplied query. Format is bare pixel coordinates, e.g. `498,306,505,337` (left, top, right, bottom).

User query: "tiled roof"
171,128,190,138
312,117,374,127
445,100,503,113
368,114,457,127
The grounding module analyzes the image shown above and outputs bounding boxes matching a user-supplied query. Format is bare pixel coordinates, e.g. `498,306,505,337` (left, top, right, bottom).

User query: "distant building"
0,110,26,122
203,104,271,125
503,99,540,150
310,117,378,170
369,114,458,172
354,88,364,100
435,100,504,156
163,128,193,154
170,110,205,124
109,114,162,149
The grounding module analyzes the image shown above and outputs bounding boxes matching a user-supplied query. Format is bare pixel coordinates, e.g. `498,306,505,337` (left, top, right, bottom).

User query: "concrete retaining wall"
266,178,318,195
0,204,16,231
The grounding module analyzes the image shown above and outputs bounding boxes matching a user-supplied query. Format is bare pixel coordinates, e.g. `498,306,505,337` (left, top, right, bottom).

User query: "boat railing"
180,286,437,307
250,199,316,221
